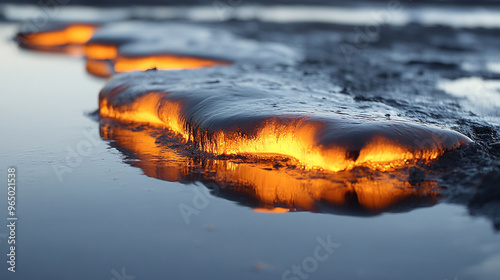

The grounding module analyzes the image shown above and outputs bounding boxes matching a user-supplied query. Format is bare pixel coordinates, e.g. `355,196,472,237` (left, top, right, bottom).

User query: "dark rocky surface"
194,19,500,229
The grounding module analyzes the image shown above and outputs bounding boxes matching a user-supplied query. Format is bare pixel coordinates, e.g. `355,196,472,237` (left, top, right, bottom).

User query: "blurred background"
1,0,500,6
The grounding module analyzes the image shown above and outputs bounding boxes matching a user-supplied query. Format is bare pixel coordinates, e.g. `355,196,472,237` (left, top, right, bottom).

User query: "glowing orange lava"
100,123,441,214
16,24,98,54
99,91,469,172
85,53,230,77
114,55,231,73
83,36,230,77
17,24,232,77
83,43,118,60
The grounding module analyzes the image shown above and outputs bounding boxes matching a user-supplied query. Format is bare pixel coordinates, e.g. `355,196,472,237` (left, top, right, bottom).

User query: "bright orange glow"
17,24,232,77
208,122,443,171
100,123,441,214
99,92,451,172
114,55,231,73
83,42,231,77
84,53,231,77
17,24,97,51
84,43,118,60
100,95,189,139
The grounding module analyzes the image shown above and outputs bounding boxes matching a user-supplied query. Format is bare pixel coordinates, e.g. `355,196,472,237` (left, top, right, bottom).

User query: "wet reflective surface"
1,6,500,279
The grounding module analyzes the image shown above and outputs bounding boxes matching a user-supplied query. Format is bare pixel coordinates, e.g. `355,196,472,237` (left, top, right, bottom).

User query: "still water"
1,23,499,280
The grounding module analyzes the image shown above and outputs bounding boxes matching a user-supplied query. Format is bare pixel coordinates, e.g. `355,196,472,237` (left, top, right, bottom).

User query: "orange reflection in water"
253,207,291,213
100,122,441,215
85,60,112,78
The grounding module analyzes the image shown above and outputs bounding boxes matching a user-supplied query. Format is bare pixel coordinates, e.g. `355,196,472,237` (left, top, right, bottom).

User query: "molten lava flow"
205,120,446,171
99,87,471,172
16,24,98,54
100,122,441,215
16,24,233,78
83,43,118,60
114,55,231,73
83,36,231,77
83,51,231,77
